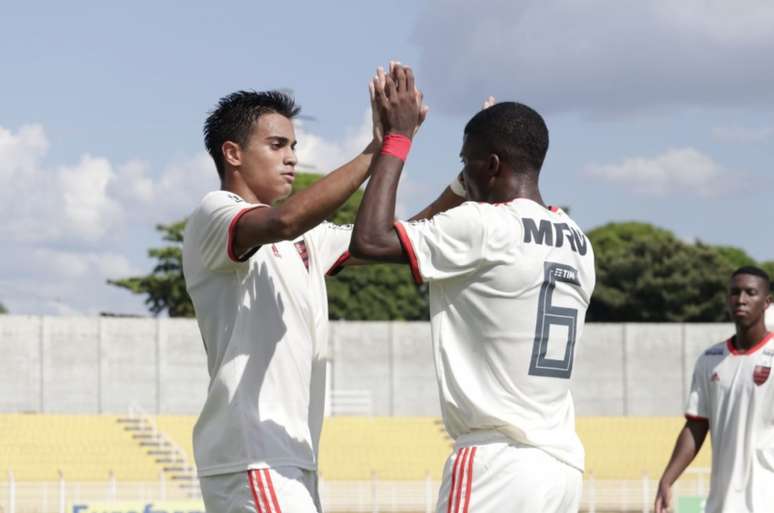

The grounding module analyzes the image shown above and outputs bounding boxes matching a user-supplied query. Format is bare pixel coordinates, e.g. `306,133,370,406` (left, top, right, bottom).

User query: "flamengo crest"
753,365,770,386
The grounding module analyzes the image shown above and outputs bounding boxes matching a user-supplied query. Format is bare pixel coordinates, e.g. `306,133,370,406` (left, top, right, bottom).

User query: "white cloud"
0,123,216,316
586,147,735,197
0,124,48,184
58,155,123,241
30,249,137,281
0,116,379,316
413,0,774,116
109,151,217,224
294,110,373,173
712,125,773,143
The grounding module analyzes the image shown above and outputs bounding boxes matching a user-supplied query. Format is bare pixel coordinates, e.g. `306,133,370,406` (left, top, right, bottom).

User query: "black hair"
463,101,549,173
732,266,771,292
204,90,301,178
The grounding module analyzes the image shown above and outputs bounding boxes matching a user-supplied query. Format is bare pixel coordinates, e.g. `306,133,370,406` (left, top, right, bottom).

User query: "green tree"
108,221,194,317
587,222,736,322
761,261,774,284
109,172,428,320
713,245,757,269
0,302,7,314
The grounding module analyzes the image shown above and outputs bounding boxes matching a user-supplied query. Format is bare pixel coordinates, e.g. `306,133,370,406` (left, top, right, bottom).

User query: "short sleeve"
394,202,515,284
685,357,709,420
304,222,353,276
195,192,267,272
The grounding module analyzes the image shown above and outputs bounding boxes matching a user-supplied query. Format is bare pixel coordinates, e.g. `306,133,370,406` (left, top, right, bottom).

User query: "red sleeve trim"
326,250,351,276
684,414,709,422
393,221,423,285
227,205,268,263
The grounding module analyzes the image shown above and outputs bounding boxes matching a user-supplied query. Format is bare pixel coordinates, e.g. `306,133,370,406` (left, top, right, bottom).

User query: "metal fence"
1,472,710,513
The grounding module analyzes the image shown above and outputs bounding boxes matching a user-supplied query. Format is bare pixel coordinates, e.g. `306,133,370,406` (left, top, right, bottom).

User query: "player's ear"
487,153,501,177
222,141,242,168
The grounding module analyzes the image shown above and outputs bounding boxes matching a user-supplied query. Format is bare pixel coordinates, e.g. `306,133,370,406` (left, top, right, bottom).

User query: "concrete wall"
0,315,769,416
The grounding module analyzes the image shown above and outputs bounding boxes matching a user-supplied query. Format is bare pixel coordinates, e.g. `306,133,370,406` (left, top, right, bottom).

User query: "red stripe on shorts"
462,447,476,513
263,469,283,513
454,448,471,513
446,448,465,513
248,470,266,513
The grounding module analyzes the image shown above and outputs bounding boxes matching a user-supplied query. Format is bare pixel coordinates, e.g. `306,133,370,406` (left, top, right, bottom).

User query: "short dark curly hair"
204,90,301,178
463,101,549,173
732,266,771,292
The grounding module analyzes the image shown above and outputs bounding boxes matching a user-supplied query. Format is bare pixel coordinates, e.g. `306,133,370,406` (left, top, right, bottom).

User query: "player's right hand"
373,63,421,139
654,481,672,513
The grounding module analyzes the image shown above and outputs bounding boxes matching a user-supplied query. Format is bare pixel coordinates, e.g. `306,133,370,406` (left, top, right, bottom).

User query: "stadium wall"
1,315,771,416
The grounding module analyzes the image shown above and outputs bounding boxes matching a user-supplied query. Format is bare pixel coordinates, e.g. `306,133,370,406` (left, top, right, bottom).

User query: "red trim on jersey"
248,470,266,513
446,448,464,513
227,205,268,263
263,469,283,513
685,414,709,422
727,332,773,355
461,447,476,513
394,221,423,285
327,250,351,276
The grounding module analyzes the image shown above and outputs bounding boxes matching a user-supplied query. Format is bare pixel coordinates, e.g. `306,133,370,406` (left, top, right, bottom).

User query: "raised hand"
369,77,384,144
373,63,421,138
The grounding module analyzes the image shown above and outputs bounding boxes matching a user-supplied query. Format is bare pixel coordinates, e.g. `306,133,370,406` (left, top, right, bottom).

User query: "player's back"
421,199,595,470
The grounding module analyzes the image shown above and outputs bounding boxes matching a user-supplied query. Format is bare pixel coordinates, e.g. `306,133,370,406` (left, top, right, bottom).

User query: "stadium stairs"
117,413,199,496
1,414,710,485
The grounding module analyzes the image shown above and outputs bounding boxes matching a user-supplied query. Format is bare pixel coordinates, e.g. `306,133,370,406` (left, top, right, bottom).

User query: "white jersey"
395,199,595,471
686,332,774,513
182,191,350,477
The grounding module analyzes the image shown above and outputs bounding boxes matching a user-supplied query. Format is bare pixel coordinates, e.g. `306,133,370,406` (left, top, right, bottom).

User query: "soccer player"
350,65,596,512
655,267,774,513
183,82,460,513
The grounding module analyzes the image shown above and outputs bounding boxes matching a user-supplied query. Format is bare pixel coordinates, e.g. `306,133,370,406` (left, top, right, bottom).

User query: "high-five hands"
371,61,428,139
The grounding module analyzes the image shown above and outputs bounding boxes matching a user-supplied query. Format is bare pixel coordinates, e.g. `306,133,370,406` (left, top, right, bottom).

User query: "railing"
2,471,710,513
328,389,374,416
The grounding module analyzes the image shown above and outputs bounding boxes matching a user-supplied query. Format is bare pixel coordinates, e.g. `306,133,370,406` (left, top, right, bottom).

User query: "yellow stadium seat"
0,414,164,481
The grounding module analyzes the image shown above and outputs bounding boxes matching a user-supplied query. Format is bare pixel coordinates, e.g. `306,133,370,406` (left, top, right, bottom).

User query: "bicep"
231,205,291,258
684,418,709,449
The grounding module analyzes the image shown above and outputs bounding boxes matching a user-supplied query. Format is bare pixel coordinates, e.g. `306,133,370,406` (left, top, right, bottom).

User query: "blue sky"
1,0,772,315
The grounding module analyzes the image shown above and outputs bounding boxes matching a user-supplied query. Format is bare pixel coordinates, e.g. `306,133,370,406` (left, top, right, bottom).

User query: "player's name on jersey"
523,218,589,255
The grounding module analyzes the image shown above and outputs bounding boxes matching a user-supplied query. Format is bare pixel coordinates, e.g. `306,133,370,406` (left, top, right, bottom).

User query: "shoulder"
694,340,729,369
703,340,729,356
199,190,249,210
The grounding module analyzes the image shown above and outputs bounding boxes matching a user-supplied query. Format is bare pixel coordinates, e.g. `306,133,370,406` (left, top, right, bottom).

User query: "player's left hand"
369,72,385,144
373,61,428,138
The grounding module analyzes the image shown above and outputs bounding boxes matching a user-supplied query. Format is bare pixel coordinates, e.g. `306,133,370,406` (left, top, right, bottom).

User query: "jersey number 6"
528,262,581,379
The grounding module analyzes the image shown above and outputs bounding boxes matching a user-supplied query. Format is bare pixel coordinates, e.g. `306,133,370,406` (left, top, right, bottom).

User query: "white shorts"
436,436,582,513
199,467,320,513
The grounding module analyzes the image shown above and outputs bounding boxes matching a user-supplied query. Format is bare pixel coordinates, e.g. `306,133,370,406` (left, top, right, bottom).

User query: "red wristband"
380,133,412,162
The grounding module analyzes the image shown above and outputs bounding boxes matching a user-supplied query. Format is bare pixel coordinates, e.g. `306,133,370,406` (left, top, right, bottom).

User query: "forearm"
232,143,377,255
409,185,465,221
349,152,406,262
659,421,708,486
281,145,375,233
